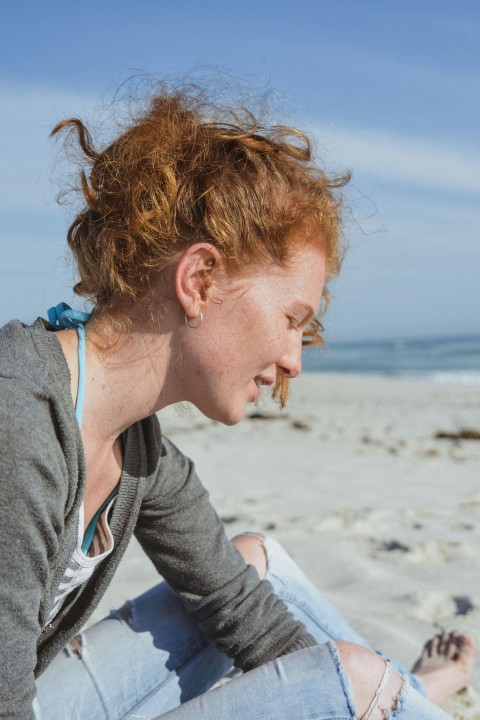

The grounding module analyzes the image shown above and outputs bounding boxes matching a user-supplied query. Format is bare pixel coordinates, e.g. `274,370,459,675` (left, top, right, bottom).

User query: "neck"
57,313,185,450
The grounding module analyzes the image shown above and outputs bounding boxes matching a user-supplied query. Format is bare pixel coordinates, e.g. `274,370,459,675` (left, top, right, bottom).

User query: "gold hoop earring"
184,311,203,329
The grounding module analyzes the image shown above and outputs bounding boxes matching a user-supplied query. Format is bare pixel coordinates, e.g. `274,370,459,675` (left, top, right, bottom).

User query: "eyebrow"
292,301,316,323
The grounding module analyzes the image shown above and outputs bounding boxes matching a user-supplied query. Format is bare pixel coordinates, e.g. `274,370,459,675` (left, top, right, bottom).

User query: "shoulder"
0,317,74,434
1,320,63,455
0,318,69,391
0,319,43,370
0,376,56,461
0,320,78,505
0,376,73,512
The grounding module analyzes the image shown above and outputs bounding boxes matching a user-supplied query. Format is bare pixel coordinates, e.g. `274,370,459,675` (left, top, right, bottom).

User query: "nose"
276,335,303,379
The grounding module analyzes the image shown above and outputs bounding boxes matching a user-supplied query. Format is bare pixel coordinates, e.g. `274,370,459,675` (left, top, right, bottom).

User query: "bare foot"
411,631,477,703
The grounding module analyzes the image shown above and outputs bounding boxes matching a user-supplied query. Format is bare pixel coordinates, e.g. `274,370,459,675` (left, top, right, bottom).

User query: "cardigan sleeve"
0,379,69,720
134,430,317,671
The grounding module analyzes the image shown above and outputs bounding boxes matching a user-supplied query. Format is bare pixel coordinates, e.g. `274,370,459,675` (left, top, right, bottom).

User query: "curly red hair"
52,86,349,405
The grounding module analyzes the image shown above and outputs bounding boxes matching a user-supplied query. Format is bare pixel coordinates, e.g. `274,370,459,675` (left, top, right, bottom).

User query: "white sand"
93,373,480,718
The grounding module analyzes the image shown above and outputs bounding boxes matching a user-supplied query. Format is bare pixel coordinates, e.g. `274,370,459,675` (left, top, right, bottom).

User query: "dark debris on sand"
453,596,475,616
247,412,283,421
381,540,411,553
435,428,480,441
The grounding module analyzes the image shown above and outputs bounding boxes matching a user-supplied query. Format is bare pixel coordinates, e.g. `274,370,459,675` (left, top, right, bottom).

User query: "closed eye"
287,315,301,330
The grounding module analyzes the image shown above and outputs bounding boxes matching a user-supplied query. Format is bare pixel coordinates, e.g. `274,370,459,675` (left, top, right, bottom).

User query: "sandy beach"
92,372,480,719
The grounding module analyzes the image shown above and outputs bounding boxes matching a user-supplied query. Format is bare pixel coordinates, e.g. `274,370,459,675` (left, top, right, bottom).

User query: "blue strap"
81,486,118,555
48,303,91,427
49,302,120,556
75,325,87,427
81,433,125,554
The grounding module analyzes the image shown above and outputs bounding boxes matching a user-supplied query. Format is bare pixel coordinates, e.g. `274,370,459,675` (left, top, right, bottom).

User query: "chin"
214,407,246,427
222,413,245,427
194,399,247,427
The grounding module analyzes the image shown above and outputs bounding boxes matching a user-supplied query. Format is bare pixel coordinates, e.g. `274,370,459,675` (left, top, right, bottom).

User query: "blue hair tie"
47,302,91,329
48,303,91,427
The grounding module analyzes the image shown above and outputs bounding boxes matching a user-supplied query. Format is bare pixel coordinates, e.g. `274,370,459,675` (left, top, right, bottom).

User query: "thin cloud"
314,125,480,197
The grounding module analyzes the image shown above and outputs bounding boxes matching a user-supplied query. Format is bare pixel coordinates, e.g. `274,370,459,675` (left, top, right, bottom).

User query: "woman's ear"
175,243,223,318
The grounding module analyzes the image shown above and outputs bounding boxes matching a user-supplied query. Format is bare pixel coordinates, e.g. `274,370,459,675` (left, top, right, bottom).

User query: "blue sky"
1,0,479,341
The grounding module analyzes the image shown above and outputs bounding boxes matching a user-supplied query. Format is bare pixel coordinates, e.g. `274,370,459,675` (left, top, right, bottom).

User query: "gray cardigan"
0,319,316,719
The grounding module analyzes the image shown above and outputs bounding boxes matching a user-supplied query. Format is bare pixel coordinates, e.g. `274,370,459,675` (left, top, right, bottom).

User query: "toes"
427,632,462,659
432,633,445,657
445,632,460,661
445,631,477,661
457,633,477,657
414,630,477,677
450,630,477,655
423,638,435,658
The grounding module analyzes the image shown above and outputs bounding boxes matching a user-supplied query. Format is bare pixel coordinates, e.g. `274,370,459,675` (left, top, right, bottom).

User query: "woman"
0,86,475,720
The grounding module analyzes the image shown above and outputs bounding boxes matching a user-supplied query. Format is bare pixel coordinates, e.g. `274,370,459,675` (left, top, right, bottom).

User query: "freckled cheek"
268,330,290,355
250,338,287,371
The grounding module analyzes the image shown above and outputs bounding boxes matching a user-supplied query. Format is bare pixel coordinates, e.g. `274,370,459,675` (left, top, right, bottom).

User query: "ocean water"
302,335,480,383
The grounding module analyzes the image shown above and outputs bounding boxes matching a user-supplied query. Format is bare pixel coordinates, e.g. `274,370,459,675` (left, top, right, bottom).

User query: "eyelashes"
288,315,323,332
287,315,325,346
302,317,324,347
308,317,323,334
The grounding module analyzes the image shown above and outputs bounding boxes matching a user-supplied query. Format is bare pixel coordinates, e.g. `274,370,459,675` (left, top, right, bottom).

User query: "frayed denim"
34,537,452,719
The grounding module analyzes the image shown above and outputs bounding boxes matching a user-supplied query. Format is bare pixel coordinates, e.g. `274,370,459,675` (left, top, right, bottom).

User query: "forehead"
248,244,326,308
271,244,326,286
284,245,326,304
287,243,326,273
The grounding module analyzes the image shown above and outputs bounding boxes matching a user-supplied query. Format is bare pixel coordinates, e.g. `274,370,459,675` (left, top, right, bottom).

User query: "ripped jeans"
34,537,452,719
